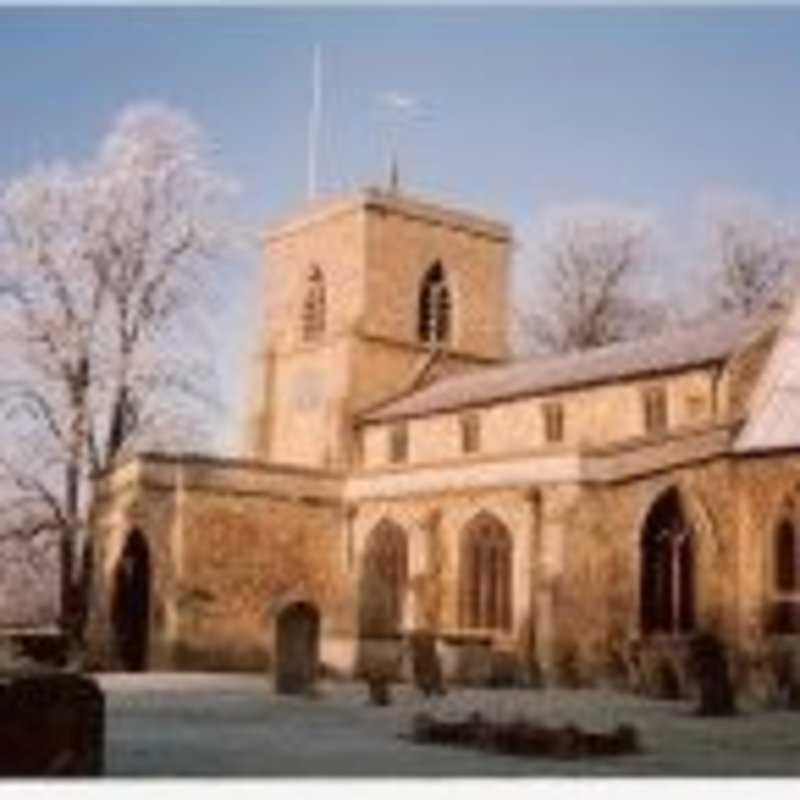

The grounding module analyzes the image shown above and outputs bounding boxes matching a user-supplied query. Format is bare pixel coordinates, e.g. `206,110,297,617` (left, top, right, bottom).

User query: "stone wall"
87,456,350,673
360,366,719,470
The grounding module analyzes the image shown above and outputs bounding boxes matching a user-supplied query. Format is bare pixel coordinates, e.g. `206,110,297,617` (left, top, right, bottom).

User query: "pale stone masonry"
87,187,800,699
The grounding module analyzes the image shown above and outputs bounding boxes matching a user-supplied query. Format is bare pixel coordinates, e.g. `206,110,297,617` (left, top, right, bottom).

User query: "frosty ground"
96,673,800,777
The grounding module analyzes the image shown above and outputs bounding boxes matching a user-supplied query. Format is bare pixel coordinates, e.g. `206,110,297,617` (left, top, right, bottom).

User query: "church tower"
245,188,512,469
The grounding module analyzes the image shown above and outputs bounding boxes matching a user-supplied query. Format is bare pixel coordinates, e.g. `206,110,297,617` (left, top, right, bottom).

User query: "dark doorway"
111,529,151,671
275,602,320,694
640,489,695,635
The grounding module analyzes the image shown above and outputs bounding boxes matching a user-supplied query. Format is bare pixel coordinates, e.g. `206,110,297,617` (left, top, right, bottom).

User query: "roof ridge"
362,312,754,423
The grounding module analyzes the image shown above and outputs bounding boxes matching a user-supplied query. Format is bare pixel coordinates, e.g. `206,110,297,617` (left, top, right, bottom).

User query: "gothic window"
542,401,564,443
772,519,800,633
358,519,408,637
642,385,668,435
418,262,451,345
302,265,326,342
460,412,481,454
640,488,695,635
389,421,409,463
776,520,798,592
460,512,513,631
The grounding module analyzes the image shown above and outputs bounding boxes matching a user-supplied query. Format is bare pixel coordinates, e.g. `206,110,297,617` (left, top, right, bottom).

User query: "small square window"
460,412,481,454
685,394,706,421
542,402,564,443
642,386,668,434
389,421,408,463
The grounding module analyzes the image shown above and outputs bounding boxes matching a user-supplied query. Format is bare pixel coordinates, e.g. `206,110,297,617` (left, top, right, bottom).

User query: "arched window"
418,262,451,345
640,488,695,635
460,512,512,631
776,520,798,592
302,265,326,342
772,519,800,633
358,519,408,637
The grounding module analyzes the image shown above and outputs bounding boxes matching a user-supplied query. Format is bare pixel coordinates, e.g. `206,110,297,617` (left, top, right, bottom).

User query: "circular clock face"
292,368,325,411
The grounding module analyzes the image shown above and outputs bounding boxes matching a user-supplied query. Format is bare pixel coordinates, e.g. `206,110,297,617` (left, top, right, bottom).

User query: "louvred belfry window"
418,262,451,345
302,265,326,342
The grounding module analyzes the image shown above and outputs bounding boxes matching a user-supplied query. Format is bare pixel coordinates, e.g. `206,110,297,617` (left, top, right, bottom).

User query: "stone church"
87,187,800,697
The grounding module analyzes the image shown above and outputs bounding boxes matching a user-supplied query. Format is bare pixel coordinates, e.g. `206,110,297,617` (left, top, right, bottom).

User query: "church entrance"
111,529,151,671
275,601,320,694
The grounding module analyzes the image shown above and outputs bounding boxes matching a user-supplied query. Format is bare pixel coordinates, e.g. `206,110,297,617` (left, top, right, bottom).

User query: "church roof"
734,297,800,453
362,314,754,423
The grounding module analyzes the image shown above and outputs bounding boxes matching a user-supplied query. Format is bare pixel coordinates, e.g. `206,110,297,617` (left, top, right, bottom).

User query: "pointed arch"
640,487,695,636
358,518,409,637
775,519,798,593
418,261,451,345
111,529,151,671
771,495,800,633
459,511,513,631
302,264,326,342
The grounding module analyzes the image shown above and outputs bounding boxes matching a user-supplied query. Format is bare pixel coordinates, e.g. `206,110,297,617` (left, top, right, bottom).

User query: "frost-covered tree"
0,104,241,639
701,193,800,316
517,204,665,354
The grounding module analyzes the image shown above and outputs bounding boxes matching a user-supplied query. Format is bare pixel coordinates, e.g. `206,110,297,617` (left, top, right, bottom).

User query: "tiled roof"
362,314,753,423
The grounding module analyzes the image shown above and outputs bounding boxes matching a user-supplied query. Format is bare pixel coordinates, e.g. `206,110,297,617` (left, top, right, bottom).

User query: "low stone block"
0,672,104,776
409,711,641,759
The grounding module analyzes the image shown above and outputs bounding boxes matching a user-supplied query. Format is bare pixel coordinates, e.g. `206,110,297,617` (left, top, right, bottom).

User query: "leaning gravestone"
0,671,104,775
408,631,446,697
688,631,737,716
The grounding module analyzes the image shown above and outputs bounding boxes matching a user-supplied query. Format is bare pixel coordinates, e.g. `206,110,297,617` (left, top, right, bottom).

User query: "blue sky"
3,7,800,448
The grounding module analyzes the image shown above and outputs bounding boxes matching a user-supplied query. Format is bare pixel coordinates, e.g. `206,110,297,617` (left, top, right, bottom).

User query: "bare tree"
516,204,665,354
701,193,800,316
0,103,241,641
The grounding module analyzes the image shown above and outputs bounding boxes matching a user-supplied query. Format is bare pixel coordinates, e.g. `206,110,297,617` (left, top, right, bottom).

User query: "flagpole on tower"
307,44,322,201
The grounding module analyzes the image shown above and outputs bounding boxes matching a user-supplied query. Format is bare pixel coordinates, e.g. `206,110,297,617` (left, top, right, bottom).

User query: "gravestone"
274,602,320,694
366,673,392,706
688,631,737,716
408,631,445,697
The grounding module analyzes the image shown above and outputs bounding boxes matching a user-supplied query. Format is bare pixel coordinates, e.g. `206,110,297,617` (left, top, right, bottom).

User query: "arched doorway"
275,601,320,694
358,519,408,638
111,529,151,671
640,488,695,635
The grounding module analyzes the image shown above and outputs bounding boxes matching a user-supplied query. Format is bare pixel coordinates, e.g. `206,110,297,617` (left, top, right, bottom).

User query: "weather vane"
376,91,424,193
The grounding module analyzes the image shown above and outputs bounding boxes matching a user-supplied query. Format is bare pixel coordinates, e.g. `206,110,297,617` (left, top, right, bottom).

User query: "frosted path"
97,674,800,777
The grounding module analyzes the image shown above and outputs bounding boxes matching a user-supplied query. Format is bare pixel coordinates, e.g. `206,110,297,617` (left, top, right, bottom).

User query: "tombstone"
688,631,737,716
366,673,392,706
408,631,445,697
274,601,320,694
655,658,682,700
